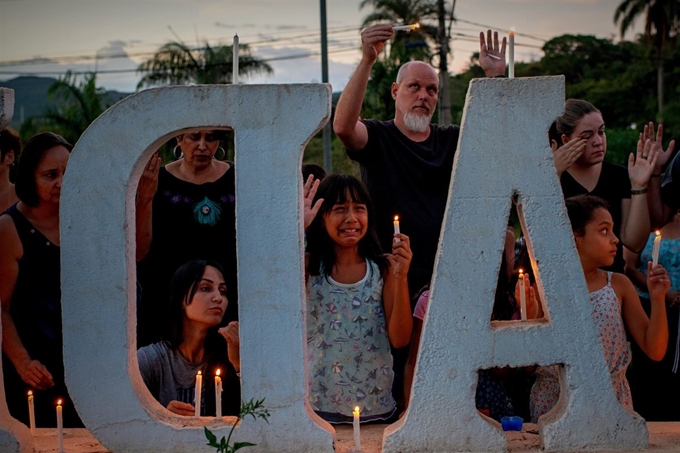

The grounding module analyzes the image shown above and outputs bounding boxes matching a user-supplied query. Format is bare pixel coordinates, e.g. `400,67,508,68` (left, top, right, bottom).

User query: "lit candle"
27,391,35,435
195,371,203,418
393,215,401,243
215,369,222,419
56,399,64,453
518,269,527,321
652,230,662,267
508,28,515,79
353,406,361,452
392,23,419,31
233,34,239,85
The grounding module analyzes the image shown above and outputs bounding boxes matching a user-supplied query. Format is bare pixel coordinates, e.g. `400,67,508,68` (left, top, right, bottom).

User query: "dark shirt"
346,119,459,290
137,165,237,346
661,152,680,211
560,161,631,272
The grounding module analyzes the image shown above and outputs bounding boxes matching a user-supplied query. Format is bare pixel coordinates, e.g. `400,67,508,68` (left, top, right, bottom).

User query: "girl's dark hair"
548,99,601,145
166,259,240,415
306,174,387,277
565,195,610,237
0,128,21,162
15,132,72,207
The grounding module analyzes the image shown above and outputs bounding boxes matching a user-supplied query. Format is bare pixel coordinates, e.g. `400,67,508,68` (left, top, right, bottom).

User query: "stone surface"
0,88,14,130
383,76,646,452
59,85,333,453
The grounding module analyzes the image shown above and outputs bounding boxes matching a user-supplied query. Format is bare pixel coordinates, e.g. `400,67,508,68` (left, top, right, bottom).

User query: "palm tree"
360,0,438,65
20,72,108,145
137,41,273,89
614,0,680,112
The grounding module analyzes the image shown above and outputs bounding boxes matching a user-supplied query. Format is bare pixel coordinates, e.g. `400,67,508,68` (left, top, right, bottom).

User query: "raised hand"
387,233,412,279
219,321,240,372
641,122,676,171
647,262,671,301
303,174,324,229
361,24,394,63
628,138,659,189
479,29,507,78
551,138,586,177
138,152,161,202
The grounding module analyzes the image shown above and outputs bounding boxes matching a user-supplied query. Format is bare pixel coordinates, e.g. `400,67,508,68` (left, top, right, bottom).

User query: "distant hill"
0,76,132,130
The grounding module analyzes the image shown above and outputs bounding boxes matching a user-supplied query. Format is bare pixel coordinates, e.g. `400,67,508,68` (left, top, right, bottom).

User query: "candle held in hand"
652,230,662,267
518,269,527,321
508,28,515,79
56,399,64,453
195,371,203,417
215,369,223,419
353,406,361,452
392,23,419,31
393,215,401,243
28,391,35,435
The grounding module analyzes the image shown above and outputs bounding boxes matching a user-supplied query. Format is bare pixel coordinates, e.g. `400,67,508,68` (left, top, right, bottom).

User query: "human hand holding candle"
56,399,64,453
353,406,361,452
194,371,202,417
215,369,222,419
652,230,662,267
28,391,35,435
478,29,507,77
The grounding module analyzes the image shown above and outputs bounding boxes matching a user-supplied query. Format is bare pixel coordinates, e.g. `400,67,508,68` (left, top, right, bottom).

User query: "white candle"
28,391,35,436
215,369,222,419
56,399,64,453
393,215,401,243
233,34,239,85
392,23,419,31
518,269,527,321
353,406,361,452
508,28,515,79
195,371,203,417
652,230,662,267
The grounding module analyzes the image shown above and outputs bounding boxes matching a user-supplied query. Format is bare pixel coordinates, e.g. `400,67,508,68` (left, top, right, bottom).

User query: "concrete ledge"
28,423,680,453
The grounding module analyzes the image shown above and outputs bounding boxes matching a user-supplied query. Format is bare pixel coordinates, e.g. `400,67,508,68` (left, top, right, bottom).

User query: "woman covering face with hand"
136,130,237,347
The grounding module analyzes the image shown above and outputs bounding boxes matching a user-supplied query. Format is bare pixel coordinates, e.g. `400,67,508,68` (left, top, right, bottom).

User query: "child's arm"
619,264,670,361
383,233,413,349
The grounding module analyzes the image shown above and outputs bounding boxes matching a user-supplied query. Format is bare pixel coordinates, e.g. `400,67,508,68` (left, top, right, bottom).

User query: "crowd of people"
1,24,680,429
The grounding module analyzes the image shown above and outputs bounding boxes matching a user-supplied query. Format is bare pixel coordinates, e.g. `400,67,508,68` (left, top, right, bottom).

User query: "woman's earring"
214,147,226,161
173,145,184,160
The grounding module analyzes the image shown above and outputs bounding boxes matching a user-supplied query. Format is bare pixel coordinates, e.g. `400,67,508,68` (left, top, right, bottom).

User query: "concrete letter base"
383,76,646,452
0,88,15,130
60,85,335,452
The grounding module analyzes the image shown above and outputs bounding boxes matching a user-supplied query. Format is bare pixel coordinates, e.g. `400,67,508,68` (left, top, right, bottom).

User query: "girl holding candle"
530,195,670,422
305,174,413,423
625,210,680,420
549,99,660,273
0,133,82,428
137,259,240,417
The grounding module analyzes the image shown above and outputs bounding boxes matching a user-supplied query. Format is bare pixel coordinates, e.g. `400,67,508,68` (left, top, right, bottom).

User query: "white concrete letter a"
383,76,646,452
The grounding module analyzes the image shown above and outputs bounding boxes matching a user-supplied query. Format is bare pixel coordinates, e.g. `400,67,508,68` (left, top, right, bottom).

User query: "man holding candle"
334,25,507,301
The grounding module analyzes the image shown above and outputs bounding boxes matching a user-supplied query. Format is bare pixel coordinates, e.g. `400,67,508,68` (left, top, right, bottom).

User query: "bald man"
334,24,508,298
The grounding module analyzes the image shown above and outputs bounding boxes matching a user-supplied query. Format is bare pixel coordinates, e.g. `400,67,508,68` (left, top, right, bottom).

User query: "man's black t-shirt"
346,119,460,290
661,152,680,211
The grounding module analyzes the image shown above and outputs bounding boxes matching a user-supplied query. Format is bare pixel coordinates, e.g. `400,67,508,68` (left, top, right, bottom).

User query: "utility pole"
437,0,453,125
320,0,332,172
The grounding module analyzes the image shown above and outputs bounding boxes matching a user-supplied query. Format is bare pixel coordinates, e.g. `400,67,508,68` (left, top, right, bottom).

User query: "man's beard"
403,111,433,133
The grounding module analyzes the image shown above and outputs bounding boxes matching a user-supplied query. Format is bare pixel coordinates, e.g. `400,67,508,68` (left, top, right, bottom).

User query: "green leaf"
232,441,257,452
204,427,218,446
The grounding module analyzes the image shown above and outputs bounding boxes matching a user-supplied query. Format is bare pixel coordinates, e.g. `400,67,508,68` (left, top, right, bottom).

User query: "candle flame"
57,399,62,406
394,215,399,221
413,23,420,30
518,268,524,275
216,369,221,377
28,391,33,396
656,230,661,237
197,371,202,376
510,26,515,32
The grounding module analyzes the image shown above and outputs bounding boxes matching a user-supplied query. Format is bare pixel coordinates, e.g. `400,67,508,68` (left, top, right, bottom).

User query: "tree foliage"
137,41,273,89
